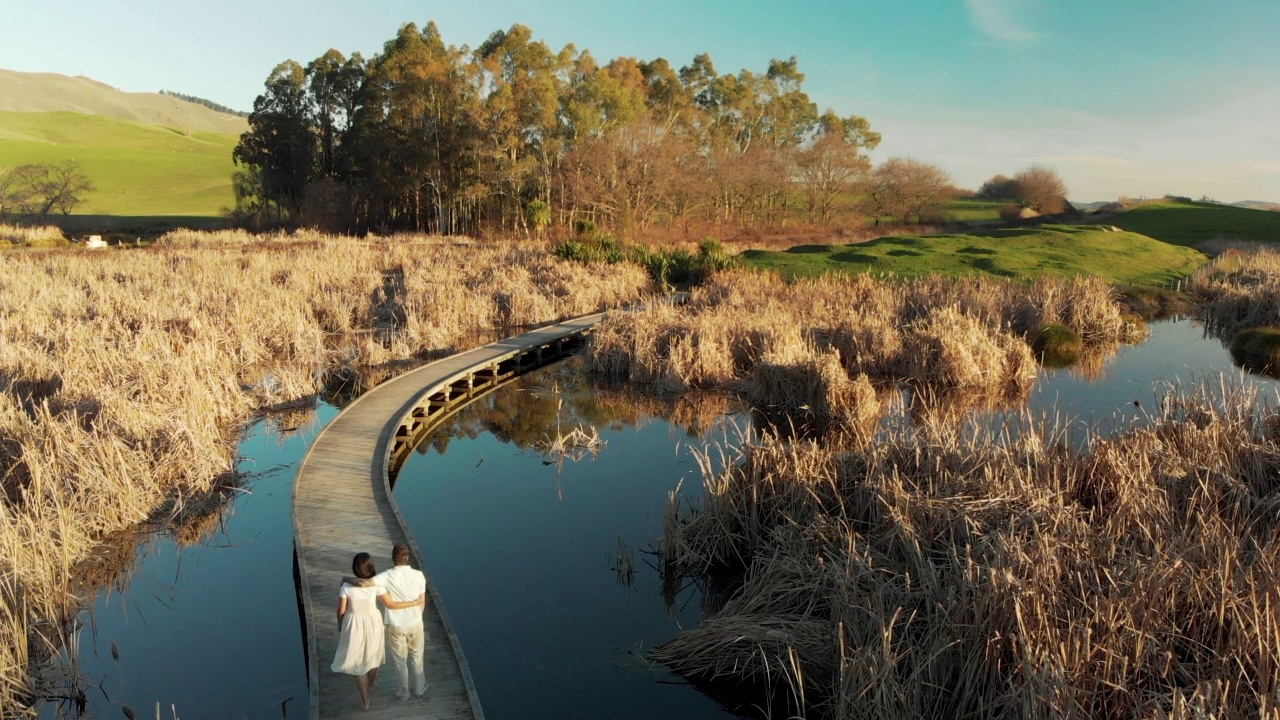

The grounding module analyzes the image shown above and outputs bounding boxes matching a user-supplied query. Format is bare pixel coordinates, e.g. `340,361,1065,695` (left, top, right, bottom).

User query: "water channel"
37,317,1280,719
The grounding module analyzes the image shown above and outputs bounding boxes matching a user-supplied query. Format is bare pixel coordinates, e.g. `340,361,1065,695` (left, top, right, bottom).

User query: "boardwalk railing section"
386,330,591,478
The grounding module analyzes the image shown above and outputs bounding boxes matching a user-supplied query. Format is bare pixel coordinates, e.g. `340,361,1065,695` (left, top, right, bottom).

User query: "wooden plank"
293,313,607,720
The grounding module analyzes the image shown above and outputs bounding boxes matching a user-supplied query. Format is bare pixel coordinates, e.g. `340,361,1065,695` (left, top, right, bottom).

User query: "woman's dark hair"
352,552,376,579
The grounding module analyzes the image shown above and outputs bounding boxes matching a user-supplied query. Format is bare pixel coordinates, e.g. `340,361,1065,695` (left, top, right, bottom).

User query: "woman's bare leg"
355,675,370,710
367,667,379,698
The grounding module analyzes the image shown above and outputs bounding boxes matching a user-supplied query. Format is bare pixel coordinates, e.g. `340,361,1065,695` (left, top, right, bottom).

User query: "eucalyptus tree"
306,49,365,180
233,60,317,219
473,25,570,231
355,21,478,232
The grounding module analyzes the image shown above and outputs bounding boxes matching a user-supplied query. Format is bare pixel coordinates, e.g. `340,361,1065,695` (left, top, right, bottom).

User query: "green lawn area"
740,225,1207,286
1110,199,1280,247
0,111,238,217
945,198,1006,222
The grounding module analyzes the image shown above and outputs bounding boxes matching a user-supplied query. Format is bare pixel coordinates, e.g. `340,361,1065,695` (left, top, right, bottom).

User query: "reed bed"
588,270,1137,433
1191,248,1280,336
658,380,1280,719
0,225,64,247
0,235,649,712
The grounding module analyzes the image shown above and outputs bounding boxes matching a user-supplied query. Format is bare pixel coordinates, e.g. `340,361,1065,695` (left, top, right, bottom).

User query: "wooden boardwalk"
293,313,604,720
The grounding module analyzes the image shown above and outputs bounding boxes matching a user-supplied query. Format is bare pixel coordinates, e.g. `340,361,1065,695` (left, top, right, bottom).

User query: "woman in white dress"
332,552,424,710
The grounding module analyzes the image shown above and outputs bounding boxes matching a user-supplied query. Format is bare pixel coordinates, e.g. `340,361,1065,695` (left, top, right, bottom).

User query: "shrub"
574,218,598,236
552,240,598,264
998,204,1024,222
1229,327,1280,374
1030,322,1083,367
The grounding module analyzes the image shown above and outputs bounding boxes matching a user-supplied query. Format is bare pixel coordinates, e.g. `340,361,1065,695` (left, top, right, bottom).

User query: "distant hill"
1111,199,1280,247
1234,200,1280,212
1074,201,1114,212
0,69,247,135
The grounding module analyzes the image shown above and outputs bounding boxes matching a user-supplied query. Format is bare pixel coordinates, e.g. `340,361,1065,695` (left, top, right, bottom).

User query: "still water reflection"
36,317,1279,719
393,368,744,720
38,408,333,719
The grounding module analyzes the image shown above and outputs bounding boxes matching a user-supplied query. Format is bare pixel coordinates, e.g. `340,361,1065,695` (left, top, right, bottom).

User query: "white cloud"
964,0,1040,43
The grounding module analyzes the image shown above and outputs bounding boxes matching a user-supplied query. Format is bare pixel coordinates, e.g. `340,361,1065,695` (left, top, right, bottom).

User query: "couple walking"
332,543,429,710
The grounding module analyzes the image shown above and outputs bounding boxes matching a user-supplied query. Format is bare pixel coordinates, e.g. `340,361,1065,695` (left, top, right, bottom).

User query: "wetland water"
39,317,1280,719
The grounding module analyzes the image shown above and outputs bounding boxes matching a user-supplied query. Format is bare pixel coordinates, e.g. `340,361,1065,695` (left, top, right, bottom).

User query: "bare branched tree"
795,134,870,224
862,157,953,225
1012,165,1068,214
1,162,94,220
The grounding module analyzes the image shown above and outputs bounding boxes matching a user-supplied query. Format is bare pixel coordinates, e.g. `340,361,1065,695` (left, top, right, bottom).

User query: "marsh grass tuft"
1030,321,1084,367
1192,248,1280,338
0,224,66,247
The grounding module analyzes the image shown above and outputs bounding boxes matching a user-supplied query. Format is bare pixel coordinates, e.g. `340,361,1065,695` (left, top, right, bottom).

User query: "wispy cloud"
964,0,1040,43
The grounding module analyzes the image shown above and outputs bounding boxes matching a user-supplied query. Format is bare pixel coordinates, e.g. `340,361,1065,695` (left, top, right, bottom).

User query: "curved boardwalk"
293,313,604,720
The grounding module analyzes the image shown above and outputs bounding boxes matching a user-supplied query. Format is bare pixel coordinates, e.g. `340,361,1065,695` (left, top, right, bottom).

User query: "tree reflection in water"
411,358,739,459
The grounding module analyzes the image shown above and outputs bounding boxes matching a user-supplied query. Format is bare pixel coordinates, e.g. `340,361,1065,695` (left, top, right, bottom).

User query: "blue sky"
4,0,1278,201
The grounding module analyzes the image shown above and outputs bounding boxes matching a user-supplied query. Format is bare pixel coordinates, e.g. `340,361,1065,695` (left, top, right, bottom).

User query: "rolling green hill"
0,111,239,216
741,225,1207,285
1110,199,1280,247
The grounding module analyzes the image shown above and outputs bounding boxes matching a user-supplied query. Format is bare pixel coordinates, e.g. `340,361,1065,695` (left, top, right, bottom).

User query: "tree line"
159,90,249,118
233,21,884,236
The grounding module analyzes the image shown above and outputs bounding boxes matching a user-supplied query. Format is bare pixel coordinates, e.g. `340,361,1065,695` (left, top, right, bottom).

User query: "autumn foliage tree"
233,21,880,237
794,111,880,223
977,174,1018,200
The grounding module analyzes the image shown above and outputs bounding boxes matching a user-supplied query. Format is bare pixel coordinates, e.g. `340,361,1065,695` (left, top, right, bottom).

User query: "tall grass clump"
0,234,649,710
659,381,1280,718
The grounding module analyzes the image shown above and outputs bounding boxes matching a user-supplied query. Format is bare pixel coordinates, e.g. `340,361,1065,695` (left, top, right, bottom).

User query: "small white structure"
85,235,107,249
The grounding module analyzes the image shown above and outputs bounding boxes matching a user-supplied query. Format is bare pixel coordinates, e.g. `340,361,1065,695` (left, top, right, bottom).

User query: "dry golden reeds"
1190,248,1280,337
659,380,1280,719
0,234,650,710
0,224,65,246
588,270,1133,436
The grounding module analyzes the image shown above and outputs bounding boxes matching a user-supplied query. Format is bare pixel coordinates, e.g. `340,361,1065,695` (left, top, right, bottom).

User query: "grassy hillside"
0,111,238,216
741,225,1207,285
1110,199,1280,247
0,70,247,135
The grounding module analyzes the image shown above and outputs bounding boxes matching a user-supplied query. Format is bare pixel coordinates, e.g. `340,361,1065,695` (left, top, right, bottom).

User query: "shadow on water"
32,316,1280,720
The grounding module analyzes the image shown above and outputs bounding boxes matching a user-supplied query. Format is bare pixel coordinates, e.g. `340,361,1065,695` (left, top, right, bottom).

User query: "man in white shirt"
374,543,428,700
